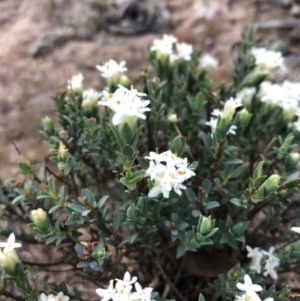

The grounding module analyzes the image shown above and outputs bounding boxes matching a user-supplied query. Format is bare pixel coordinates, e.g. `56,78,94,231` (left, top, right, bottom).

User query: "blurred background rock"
1,0,300,178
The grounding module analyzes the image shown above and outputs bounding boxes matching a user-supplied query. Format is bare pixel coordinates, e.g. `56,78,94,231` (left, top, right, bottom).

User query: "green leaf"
176,244,186,258
120,123,134,145
206,201,220,210
202,133,211,151
202,179,212,194
109,125,124,147
98,195,108,208
12,194,25,205
281,178,300,188
253,161,264,180
128,170,146,184
171,136,183,154
225,159,243,164
113,213,121,231
120,177,135,190
81,188,96,203
185,188,196,202
230,198,242,207
231,165,245,178
198,294,206,301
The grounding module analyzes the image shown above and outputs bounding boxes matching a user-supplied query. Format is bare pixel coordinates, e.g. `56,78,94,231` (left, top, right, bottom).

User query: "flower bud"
0,249,20,271
261,174,280,194
67,73,84,94
58,141,68,160
289,152,300,165
223,97,242,121
236,87,256,106
31,208,49,231
197,215,213,236
42,116,55,134
119,75,130,88
167,113,178,123
82,97,98,110
236,108,251,127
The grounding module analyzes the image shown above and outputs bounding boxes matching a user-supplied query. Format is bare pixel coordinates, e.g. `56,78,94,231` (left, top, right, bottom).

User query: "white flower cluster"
236,274,273,301
251,47,285,73
67,73,84,93
39,292,69,301
66,74,102,108
205,109,237,135
82,88,102,108
96,59,127,79
144,150,195,198
96,271,154,301
199,54,219,70
237,87,256,106
98,85,150,126
205,97,242,134
150,34,193,62
258,80,300,121
246,246,280,280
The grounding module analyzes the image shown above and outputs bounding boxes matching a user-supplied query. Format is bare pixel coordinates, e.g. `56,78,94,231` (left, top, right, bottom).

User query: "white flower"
246,245,263,274
39,293,48,301
116,271,137,287
96,60,127,79
113,281,133,301
199,54,219,69
130,283,153,301
223,97,242,121
251,47,285,73
96,272,155,301
205,110,237,135
83,88,102,101
67,73,84,93
257,82,283,106
54,292,70,301
96,280,116,301
150,34,177,58
205,117,218,132
291,227,300,233
262,247,280,280
39,292,69,301
148,176,173,199
145,161,166,181
144,151,195,198
98,85,150,126
0,233,22,253
173,42,193,61
82,88,102,109
236,293,261,301
237,87,256,106
236,274,262,296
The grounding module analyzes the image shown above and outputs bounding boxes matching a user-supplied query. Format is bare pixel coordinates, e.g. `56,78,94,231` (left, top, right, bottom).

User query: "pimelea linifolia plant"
1,26,300,301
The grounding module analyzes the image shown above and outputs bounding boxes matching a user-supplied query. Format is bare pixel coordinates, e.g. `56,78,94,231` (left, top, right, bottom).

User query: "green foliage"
0,25,300,301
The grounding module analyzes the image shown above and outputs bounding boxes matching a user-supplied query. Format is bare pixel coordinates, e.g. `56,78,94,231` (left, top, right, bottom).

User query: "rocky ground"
1,0,300,179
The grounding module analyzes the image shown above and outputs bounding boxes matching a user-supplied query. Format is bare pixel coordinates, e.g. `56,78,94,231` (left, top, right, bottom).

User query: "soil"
1,0,300,299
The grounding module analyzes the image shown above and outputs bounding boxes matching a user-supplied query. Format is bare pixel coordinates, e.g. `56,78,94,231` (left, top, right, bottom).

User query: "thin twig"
2,290,25,301
153,250,188,301
45,166,70,186
21,259,73,267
